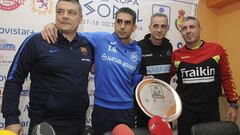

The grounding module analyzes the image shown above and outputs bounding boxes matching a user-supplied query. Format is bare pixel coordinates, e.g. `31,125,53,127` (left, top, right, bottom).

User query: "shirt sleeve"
80,32,97,49
132,51,143,86
132,64,143,87
1,34,36,126
170,52,177,78
219,46,239,103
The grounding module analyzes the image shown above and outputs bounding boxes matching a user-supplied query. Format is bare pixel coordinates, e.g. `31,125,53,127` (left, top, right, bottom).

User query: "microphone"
148,115,173,135
31,122,56,135
112,124,134,135
82,125,95,135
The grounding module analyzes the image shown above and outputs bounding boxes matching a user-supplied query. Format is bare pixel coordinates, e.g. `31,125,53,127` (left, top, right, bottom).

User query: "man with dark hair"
115,7,137,25
41,7,143,135
82,7,142,135
1,1,93,135
135,13,173,128
171,16,239,135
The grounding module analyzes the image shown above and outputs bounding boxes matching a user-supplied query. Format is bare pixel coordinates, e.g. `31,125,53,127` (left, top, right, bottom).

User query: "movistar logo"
0,27,34,36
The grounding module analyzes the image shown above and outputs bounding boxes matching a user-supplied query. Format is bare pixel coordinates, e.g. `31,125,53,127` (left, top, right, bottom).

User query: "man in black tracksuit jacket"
138,34,172,83
1,1,93,135
135,13,173,128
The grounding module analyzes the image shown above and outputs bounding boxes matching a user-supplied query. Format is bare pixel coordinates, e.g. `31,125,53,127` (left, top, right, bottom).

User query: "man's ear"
132,24,137,32
79,14,83,24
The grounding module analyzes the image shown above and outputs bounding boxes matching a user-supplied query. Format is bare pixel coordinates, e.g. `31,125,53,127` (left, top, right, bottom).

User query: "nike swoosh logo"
49,49,60,53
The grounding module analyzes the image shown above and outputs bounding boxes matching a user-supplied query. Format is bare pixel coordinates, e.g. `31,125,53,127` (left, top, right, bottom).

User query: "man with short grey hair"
136,13,173,128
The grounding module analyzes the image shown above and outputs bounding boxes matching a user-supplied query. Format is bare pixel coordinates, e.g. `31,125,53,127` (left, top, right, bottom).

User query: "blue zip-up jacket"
1,33,93,126
81,32,142,109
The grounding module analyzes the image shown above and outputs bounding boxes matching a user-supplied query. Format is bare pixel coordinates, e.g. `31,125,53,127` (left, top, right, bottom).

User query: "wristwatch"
230,103,239,109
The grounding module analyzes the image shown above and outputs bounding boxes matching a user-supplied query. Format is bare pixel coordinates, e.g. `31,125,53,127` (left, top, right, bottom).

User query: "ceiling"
207,0,240,9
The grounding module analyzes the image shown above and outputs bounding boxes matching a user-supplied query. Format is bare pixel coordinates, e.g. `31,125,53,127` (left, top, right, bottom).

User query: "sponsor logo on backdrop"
82,0,143,31
0,27,34,36
88,88,94,96
21,89,29,96
152,4,171,29
0,74,30,83
0,54,7,59
20,120,29,127
31,0,53,15
0,39,16,51
86,117,92,125
0,39,15,66
0,122,4,128
0,53,13,66
0,0,25,11
0,74,8,83
175,9,186,31
22,104,29,112
177,42,184,49
84,0,140,18
88,76,94,82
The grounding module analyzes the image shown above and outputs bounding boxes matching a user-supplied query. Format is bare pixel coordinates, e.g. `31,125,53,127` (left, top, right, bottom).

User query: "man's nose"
63,12,69,18
120,23,126,29
186,27,191,33
156,27,162,32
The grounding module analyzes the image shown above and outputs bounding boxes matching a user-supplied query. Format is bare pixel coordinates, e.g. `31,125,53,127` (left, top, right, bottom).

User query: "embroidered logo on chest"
80,47,88,56
130,52,138,62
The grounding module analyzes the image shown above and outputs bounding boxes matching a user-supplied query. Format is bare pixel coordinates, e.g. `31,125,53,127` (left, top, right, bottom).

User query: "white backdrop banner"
0,0,198,134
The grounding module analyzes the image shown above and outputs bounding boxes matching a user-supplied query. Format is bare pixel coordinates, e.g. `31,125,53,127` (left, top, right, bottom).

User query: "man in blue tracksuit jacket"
1,1,93,135
82,8,142,135
41,7,143,135
82,31,142,134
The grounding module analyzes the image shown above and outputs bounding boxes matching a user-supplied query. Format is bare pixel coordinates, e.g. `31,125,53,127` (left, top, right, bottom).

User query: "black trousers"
28,119,85,135
177,105,220,135
92,104,135,135
134,99,150,128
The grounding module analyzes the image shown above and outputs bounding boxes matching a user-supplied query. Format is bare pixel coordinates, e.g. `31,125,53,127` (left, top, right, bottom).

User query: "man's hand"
5,124,23,135
90,64,95,74
41,23,58,44
227,106,238,122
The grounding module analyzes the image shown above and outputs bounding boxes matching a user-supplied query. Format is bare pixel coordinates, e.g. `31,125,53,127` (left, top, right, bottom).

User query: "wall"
197,0,240,95
197,0,240,126
197,0,218,41
217,2,240,97
217,1,240,126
